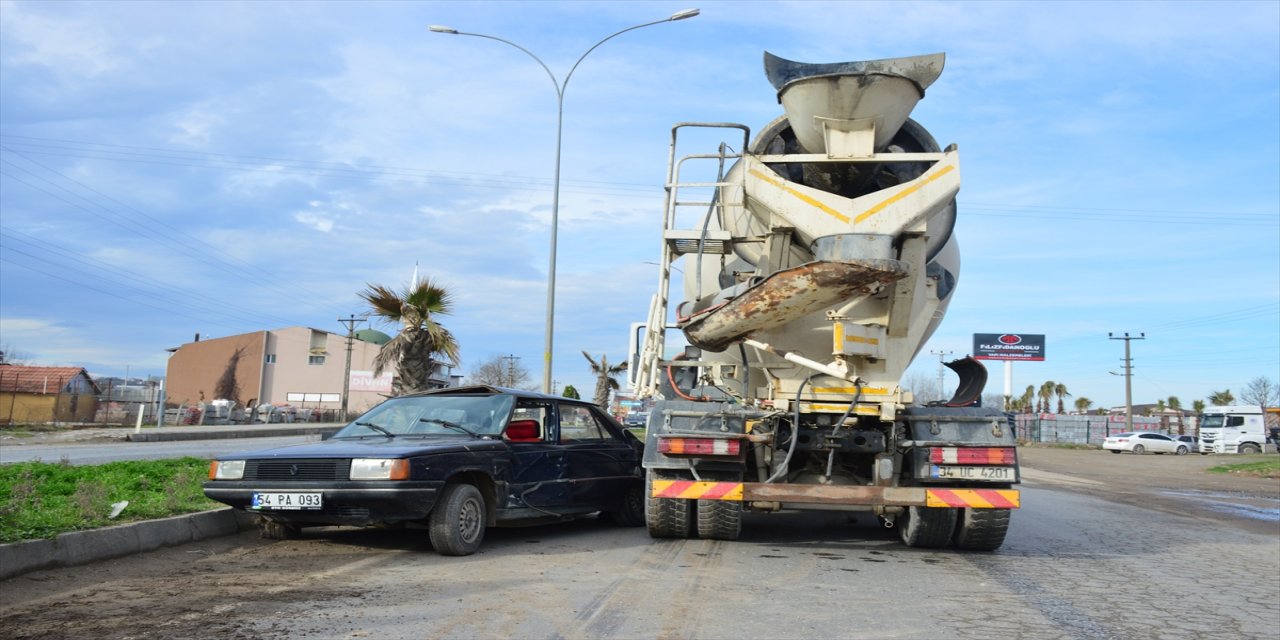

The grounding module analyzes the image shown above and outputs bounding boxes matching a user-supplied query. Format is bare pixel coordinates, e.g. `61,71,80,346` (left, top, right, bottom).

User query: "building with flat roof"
165,326,454,416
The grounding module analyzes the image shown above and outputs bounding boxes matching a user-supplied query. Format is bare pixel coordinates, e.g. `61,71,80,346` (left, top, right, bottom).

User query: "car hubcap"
459,498,481,542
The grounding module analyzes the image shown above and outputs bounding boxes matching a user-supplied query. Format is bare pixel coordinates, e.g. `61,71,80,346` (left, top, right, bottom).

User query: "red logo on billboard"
998,334,1022,345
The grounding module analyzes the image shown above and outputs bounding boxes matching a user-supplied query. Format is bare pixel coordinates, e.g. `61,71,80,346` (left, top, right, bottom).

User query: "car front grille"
245,459,351,481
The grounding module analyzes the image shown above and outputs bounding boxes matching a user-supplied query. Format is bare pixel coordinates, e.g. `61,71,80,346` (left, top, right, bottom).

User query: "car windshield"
1199,415,1225,429
334,393,516,438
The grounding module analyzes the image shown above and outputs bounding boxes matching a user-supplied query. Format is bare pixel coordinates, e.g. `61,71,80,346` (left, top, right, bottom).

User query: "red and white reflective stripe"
658,437,741,456
929,447,1016,465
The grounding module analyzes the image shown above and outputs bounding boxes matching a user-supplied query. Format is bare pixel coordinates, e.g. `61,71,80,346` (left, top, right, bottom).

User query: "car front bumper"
203,480,444,526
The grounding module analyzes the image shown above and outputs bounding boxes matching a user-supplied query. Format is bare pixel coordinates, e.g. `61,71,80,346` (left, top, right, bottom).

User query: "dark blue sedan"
204,385,644,555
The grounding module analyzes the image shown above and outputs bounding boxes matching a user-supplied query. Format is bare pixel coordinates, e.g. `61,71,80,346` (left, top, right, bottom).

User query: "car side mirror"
504,419,541,443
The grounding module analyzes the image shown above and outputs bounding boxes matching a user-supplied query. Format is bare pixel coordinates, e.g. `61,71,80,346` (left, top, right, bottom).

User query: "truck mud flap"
651,481,1019,509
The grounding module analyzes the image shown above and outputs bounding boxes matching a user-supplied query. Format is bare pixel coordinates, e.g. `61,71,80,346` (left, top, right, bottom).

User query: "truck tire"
257,517,300,540
428,483,486,556
696,499,742,540
953,508,1011,551
1239,443,1262,454
646,474,692,538
898,505,957,549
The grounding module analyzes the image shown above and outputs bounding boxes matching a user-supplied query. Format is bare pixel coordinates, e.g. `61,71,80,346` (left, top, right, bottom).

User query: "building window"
308,355,326,365
265,354,277,364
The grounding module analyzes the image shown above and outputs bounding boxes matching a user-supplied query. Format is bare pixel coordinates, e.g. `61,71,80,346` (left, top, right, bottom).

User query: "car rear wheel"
429,483,486,556
1132,444,1145,454
603,481,645,527
1110,449,1121,454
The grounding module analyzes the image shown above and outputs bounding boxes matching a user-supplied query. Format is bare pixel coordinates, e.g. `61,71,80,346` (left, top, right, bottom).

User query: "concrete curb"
126,426,343,442
0,507,257,581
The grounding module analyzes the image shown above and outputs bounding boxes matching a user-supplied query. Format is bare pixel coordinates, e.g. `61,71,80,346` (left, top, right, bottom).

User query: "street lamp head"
428,25,459,34
669,8,700,21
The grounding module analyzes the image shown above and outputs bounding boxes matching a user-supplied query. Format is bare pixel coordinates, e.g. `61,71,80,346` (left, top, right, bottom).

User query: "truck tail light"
658,437,741,456
929,447,1016,465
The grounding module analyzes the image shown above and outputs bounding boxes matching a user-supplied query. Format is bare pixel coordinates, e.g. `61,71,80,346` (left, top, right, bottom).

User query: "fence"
1014,414,1184,445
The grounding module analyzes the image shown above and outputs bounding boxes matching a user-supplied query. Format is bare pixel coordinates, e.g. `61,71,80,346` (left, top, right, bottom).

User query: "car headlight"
209,460,245,480
350,458,410,480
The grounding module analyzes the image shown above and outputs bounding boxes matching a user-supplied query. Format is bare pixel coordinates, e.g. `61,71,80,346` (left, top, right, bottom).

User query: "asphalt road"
0,434,320,465
1,449,1277,639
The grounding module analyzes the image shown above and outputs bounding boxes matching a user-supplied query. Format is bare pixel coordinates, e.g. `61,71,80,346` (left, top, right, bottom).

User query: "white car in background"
1102,432,1188,455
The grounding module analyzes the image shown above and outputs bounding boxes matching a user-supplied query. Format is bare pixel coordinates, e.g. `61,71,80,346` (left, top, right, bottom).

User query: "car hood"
217,435,509,460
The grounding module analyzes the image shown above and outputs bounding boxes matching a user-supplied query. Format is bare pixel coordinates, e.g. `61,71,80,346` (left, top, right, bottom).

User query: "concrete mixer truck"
630,52,1020,550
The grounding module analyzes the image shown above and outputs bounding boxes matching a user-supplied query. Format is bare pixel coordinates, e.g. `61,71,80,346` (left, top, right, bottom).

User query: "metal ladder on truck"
635,123,751,398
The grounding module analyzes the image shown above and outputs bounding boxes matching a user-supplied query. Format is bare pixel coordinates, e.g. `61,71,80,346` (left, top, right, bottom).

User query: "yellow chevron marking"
854,164,956,225
749,169,851,223
812,387,892,395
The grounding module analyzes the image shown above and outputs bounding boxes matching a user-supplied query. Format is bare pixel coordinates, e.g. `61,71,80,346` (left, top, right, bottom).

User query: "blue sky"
1,0,1277,410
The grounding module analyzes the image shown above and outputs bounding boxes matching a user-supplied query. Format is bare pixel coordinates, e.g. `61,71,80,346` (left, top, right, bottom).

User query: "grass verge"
1207,458,1280,479
0,457,221,544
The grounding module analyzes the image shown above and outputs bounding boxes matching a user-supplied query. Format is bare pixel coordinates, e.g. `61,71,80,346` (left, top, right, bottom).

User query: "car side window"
511,400,554,441
558,405,608,442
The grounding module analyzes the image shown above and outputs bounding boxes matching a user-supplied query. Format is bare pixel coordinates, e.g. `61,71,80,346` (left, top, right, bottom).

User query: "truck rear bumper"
650,479,1019,509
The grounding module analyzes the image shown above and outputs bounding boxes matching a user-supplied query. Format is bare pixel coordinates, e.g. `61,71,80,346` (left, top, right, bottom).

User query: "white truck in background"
1197,405,1268,454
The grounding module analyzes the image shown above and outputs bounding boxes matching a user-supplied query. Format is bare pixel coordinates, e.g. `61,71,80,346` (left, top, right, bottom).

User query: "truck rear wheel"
696,499,742,540
646,474,692,539
898,505,957,549
953,508,1011,551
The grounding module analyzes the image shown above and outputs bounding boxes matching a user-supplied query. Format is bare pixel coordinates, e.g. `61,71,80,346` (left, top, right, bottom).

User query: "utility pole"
931,350,953,404
1109,332,1145,432
502,354,520,388
338,314,366,422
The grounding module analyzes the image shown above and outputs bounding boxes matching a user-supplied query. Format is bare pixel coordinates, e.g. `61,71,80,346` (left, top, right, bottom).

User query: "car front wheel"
1176,445,1188,455
257,516,300,540
429,483,486,556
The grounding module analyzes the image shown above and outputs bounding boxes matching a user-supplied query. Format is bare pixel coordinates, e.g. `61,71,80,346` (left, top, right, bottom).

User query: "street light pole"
429,9,700,393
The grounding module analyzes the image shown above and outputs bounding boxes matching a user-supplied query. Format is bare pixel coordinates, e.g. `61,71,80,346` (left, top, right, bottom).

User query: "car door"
502,399,570,509
1141,433,1173,453
557,402,640,509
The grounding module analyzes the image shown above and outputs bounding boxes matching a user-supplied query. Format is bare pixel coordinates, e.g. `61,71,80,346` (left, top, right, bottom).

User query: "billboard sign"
973,333,1045,361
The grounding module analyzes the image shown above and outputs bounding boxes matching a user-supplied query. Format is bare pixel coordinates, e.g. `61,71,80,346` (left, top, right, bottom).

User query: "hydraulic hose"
765,375,815,483
824,382,863,479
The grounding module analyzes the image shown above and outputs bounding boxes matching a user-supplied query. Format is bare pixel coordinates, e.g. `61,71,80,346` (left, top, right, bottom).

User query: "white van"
1197,405,1267,454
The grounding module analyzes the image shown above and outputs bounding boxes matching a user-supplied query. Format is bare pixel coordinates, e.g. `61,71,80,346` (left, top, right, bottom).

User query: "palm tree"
582,351,627,409
359,278,460,396
1074,397,1093,414
1021,385,1036,414
1192,399,1205,414
1053,382,1071,414
1207,389,1234,406
1167,396,1183,435
1038,381,1056,414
